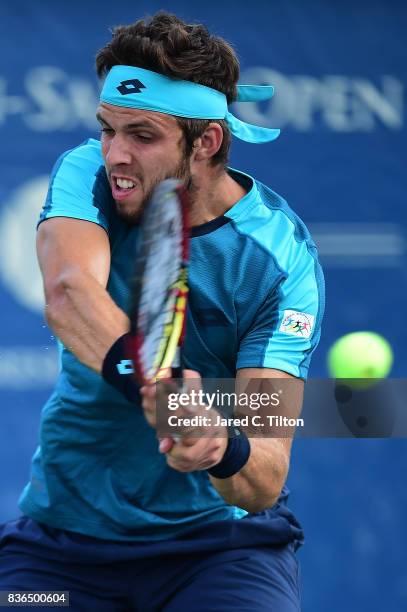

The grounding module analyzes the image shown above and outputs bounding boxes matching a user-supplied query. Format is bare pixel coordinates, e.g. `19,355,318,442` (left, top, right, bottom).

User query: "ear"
192,122,223,162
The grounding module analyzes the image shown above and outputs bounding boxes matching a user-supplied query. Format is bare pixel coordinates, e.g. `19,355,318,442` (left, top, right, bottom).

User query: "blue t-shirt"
19,138,324,541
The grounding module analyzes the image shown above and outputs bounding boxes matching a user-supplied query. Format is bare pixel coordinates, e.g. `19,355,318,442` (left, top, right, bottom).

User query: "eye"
133,133,153,142
100,127,114,135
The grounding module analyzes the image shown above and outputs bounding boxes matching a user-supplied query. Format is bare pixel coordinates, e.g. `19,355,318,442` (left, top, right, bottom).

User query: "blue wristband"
207,428,251,479
102,333,140,402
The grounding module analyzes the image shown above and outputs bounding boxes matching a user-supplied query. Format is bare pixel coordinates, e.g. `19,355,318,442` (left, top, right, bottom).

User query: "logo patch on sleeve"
279,310,315,338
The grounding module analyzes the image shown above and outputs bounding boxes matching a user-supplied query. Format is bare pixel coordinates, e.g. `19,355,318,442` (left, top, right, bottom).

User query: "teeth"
116,178,135,189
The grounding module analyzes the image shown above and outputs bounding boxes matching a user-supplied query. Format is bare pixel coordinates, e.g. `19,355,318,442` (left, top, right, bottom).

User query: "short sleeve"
38,139,109,230
237,228,325,380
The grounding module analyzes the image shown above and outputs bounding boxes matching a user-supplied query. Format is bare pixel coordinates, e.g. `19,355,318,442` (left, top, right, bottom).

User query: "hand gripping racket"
125,179,190,385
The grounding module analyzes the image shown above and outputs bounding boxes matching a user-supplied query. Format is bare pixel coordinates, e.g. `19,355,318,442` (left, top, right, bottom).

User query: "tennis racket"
125,178,190,385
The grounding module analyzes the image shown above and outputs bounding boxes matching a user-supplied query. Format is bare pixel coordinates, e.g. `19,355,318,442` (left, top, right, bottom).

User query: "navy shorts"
0,515,301,611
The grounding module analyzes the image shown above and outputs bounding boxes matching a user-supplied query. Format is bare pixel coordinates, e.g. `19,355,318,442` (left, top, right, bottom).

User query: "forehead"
96,102,180,132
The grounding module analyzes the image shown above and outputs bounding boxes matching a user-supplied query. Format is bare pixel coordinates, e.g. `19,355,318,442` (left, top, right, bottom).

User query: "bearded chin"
115,156,194,225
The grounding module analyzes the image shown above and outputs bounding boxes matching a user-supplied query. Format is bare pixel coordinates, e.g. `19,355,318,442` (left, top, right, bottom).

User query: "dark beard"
115,154,194,226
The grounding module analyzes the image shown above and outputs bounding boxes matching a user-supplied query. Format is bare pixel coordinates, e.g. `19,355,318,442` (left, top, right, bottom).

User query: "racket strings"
131,180,189,383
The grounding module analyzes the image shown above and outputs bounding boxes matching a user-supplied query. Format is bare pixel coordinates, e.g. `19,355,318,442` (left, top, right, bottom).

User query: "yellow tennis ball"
328,332,393,385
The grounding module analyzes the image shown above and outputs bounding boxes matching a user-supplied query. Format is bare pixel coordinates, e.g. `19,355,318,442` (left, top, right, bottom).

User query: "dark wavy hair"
96,12,240,167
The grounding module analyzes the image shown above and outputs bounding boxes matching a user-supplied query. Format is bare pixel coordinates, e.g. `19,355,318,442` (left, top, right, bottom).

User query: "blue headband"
100,65,280,144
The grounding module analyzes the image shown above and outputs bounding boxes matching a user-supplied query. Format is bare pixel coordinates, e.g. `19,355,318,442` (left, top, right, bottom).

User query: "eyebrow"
96,112,163,131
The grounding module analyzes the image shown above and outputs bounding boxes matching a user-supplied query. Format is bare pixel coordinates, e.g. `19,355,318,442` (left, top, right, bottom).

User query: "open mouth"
111,175,138,200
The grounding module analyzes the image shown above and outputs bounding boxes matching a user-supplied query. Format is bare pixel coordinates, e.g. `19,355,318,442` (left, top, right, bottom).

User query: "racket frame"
126,181,190,385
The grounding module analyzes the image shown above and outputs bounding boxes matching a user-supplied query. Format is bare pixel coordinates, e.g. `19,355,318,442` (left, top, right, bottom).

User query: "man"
0,12,324,611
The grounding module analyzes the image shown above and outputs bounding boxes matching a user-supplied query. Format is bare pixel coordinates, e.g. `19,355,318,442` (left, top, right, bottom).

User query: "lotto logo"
116,359,135,375
117,79,146,95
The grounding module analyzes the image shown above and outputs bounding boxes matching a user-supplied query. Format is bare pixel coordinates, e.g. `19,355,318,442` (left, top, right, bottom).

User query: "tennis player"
0,12,324,611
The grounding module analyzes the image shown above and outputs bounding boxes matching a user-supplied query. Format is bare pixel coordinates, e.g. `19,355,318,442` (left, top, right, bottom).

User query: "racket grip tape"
102,333,140,402
207,427,251,479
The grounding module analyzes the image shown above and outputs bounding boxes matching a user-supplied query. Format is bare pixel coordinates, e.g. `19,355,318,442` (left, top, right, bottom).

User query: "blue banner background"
1,2,406,609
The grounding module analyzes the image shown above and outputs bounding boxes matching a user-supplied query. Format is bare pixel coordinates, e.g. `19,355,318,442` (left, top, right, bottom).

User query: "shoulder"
51,138,105,186
39,139,111,229
226,169,320,276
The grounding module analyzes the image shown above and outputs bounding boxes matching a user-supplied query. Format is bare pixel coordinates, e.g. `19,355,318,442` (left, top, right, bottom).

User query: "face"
97,103,191,224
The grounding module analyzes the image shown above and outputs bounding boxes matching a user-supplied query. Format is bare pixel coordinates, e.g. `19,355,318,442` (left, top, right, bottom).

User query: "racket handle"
171,347,183,380
171,365,183,378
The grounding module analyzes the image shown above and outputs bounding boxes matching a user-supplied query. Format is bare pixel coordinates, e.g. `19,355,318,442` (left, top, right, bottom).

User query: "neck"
188,168,247,227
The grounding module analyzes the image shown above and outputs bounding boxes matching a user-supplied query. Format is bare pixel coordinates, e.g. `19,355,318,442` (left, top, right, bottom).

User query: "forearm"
209,437,290,513
46,270,129,373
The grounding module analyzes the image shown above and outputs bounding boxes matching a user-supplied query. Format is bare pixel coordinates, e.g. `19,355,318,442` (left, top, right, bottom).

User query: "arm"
37,217,129,373
209,367,304,513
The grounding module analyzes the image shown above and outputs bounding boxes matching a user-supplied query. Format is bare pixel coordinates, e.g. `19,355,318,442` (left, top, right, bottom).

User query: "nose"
104,133,132,167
